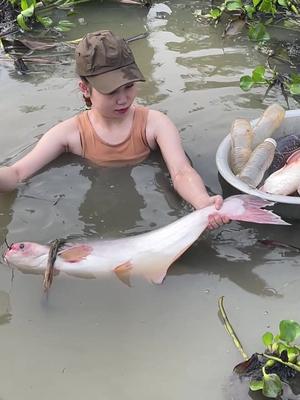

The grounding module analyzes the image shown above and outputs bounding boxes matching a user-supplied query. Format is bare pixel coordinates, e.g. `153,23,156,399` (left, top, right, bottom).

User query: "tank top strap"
131,105,150,148
77,111,94,156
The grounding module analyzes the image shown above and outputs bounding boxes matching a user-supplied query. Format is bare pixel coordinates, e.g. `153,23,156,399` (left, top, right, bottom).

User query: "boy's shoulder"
147,108,170,125
53,113,80,132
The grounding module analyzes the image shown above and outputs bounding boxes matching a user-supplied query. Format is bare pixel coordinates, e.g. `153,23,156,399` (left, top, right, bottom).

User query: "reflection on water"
0,290,12,325
0,1,300,399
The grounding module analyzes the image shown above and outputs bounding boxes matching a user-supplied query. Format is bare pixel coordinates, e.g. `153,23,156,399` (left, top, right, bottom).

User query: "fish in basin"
261,149,300,196
268,134,300,175
3,195,288,285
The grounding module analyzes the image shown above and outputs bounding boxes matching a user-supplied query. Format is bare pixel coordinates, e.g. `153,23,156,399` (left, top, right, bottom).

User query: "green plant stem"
218,296,248,360
263,353,300,372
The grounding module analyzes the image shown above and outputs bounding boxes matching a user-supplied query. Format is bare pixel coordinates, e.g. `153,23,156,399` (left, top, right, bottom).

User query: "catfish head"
3,242,49,272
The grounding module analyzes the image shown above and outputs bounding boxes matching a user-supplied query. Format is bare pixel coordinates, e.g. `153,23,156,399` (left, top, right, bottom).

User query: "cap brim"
86,62,145,94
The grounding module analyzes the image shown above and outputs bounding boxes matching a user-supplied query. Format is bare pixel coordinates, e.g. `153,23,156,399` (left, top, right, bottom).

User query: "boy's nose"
116,95,127,105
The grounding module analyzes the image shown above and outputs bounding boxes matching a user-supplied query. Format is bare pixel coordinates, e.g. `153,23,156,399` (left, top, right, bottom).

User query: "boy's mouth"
115,106,129,114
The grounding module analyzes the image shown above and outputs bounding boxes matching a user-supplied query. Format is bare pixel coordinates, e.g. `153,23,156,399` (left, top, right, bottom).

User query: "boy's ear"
79,80,90,96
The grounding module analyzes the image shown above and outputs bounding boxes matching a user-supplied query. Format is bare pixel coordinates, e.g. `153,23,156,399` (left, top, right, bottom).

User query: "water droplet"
263,287,278,295
200,289,210,294
78,18,86,26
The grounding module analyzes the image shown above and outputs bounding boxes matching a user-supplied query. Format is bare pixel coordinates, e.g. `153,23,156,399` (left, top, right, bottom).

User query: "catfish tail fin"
224,195,290,226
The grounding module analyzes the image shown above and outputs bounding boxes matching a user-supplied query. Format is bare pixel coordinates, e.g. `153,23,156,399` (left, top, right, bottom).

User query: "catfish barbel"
3,195,288,285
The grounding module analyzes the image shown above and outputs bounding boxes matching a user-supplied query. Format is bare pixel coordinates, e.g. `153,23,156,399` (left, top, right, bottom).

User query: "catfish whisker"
4,238,11,249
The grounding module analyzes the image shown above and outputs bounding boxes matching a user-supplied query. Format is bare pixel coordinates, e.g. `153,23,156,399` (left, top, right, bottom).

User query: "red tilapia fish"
3,195,288,285
261,149,300,195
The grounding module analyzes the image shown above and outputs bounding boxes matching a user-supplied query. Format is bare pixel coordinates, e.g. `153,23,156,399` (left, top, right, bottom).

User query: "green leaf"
259,0,277,13
21,0,36,9
245,5,256,18
58,19,75,27
252,65,267,83
250,379,264,391
225,0,243,11
262,373,283,398
252,0,261,7
262,331,274,348
289,83,300,95
36,15,53,27
209,8,222,19
21,4,35,17
277,0,288,8
17,13,30,30
287,347,300,362
248,22,270,42
240,75,254,91
279,320,300,343
20,0,29,10
291,73,300,84
283,18,300,28
55,19,75,32
278,342,288,355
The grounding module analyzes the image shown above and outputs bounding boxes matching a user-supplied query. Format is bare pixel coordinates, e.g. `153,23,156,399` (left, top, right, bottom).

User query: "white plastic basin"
216,109,300,219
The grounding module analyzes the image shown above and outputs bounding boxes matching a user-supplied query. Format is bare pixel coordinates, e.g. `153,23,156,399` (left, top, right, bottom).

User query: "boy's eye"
125,83,134,89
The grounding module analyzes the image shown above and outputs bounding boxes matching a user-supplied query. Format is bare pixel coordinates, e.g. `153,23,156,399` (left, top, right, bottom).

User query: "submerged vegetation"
219,297,300,398
0,0,83,35
0,0,148,36
0,0,149,73
194,0,300,106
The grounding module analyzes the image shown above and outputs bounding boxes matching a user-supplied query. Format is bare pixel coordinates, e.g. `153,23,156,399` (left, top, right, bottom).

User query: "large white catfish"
3,195,288,285
261,149,300,195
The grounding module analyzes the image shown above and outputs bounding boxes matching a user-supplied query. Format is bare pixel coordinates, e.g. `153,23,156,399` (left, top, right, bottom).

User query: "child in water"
0,30,228,229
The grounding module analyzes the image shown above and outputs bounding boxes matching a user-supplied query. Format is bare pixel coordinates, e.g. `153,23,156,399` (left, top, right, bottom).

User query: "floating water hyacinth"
219,297,300,399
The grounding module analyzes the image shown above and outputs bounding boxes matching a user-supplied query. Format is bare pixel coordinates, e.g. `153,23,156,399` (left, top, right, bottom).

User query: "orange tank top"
77,105,151,166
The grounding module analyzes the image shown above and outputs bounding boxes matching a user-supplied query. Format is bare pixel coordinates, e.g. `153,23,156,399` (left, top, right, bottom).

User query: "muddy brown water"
0,1,299,399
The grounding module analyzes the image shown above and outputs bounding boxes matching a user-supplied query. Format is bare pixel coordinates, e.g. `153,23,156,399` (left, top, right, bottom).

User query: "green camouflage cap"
75,30,145,94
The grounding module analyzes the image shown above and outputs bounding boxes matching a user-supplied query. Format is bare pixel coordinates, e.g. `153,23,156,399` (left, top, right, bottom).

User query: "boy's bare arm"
148,110,229,227
0,117,79,193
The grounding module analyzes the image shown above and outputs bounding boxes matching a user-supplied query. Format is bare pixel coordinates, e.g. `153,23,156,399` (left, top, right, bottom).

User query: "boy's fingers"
210,194,223,210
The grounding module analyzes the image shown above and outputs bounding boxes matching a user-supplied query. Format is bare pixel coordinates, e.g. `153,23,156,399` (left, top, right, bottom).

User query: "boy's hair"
80,76,92,108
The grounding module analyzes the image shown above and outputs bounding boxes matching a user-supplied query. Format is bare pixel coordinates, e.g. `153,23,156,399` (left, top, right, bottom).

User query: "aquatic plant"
3,0,148,34
248,320,300,397
195,0,299,28
240,65,300,107
6,0,82,32
219,297,300,398
194,0,300,106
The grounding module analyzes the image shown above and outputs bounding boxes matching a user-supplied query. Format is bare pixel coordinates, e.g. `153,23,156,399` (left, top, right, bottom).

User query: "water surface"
0,2,300,399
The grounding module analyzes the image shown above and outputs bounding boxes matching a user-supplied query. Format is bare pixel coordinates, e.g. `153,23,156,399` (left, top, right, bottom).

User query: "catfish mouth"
2,239,13,265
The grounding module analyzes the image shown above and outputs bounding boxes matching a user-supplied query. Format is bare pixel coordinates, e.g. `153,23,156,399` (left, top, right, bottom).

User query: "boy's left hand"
206,195,230,230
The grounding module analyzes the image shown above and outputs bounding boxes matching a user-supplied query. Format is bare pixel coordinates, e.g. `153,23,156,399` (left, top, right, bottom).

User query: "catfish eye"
19,243,25,249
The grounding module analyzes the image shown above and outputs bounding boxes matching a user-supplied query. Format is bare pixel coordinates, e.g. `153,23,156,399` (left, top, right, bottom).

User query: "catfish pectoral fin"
59,244,92,262
114,261,133,287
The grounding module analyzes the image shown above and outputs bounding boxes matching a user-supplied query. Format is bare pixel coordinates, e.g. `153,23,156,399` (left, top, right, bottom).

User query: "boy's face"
80,80,138,118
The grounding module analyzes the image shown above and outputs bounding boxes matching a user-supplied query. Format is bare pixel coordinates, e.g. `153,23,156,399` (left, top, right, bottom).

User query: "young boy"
0,30,228,229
